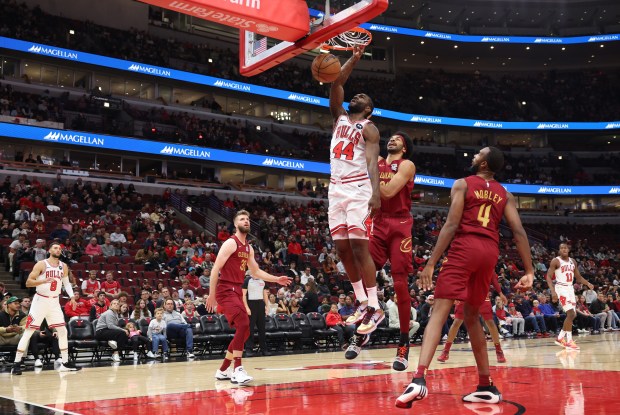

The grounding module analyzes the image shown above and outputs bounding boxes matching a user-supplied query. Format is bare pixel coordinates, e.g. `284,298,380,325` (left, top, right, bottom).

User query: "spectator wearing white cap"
33,239,47,262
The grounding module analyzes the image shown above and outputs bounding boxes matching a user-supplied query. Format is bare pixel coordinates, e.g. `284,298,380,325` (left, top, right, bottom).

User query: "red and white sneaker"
356,307,385,335
345,304,367,326
437,351,449,363
564,340,580,351
554,338,567,348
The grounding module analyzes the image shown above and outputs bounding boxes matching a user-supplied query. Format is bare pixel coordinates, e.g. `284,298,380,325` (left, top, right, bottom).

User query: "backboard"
239,0,388,76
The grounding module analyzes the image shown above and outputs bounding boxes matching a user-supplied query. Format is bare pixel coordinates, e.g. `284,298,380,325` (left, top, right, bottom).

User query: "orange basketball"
311,53,341,83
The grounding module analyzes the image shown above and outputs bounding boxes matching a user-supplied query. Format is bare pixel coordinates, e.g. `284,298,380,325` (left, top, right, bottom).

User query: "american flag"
254,37,267,55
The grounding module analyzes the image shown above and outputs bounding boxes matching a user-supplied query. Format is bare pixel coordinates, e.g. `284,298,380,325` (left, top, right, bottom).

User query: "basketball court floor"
0,332,617,414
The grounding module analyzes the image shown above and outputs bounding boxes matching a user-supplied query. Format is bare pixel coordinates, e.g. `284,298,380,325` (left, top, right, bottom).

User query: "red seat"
132,264,145,272
101,264,117,272
117,264,132,273
106,256,120,264
92,256,106,264
79,255,92,263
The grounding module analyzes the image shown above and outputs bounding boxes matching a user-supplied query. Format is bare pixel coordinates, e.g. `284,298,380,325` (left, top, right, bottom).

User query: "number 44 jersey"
330,115,373,180
455,175,508,244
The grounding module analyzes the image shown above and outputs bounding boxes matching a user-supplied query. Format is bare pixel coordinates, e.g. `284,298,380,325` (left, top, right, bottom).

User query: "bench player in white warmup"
546,242,593,351
12,242,81,374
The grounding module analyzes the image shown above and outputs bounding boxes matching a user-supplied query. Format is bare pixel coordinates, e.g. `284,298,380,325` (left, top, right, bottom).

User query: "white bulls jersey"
554,256,575,286
330,115,372,180
36,259,65,296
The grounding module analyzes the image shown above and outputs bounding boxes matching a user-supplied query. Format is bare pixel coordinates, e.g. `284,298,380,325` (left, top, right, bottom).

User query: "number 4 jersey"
330,115,372,180
455,175,508,244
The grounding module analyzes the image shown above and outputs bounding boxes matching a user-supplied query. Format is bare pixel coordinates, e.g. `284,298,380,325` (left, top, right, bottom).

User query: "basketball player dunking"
12,242,81,375
206,210,291,385
328,46,382,355
437,274,508,364
546,242,593,351
364,132,416,367
396,147,534,408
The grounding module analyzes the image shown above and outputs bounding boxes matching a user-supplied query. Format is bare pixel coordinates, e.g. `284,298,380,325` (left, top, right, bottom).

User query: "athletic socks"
413,365,428,379
558,330,566,341
443,341,453,353
234,357,243,369
366,286,379,309
478,374,491,387
566,331,572,342
220,358,232,372
351,280,368,303
399,333,410,346
13,351,23,363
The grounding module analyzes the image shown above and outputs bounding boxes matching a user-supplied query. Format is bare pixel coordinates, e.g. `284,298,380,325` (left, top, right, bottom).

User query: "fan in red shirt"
101,272,121,299
64,292,91,318
397,147,535,409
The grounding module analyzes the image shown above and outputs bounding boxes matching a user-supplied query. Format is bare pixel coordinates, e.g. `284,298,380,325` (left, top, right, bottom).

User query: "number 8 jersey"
455,175,508,244
330,115,372,180
37,259,65,296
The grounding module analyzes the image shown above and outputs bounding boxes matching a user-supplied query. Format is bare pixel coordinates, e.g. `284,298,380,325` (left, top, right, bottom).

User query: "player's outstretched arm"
545,258,560,302
247,246,292,286
503,192,535,291
329,46,364,120
379,160,415,199
572,259,593,290
419,179,466,290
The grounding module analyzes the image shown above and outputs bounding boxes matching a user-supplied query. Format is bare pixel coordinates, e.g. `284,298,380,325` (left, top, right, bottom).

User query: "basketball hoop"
320,27,372,51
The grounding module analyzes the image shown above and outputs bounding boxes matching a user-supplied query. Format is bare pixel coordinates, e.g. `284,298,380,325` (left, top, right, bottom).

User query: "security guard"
242,270,270,356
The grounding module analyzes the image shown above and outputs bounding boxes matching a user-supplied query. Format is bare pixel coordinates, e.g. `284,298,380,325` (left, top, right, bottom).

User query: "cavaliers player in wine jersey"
329,46,382,352
545,243,593,351
397,147,534,408
12,242,81,375
206,210,291,385
365,132,416,368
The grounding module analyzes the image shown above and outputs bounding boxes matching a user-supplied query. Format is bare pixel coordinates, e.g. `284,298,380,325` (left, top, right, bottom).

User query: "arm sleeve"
63,277,75,298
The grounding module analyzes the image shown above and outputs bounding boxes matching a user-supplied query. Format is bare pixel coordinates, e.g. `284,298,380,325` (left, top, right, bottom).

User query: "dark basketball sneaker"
58,361,82,372
392,345,409,371
462,385,502,404
344,334,370,360
11,362,22,376
395,377,428,408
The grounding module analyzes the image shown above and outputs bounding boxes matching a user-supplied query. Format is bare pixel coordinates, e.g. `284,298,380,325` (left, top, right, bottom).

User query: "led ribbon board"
2,37,619,130
1,122,619,196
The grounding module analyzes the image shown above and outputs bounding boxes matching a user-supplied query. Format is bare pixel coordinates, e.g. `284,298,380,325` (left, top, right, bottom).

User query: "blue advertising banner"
1,122,619,196
309,9,620,45
2,36,620,131
0,122,330,174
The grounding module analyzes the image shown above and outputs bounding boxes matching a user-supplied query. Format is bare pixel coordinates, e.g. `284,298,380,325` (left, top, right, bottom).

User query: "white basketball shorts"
26,293,66,330
555,284,576,312
328,178,371,240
